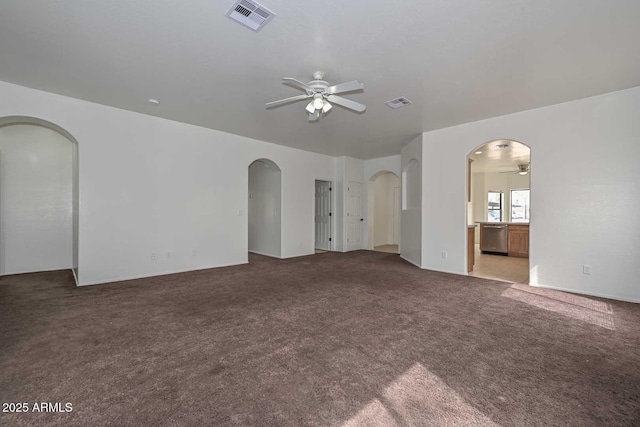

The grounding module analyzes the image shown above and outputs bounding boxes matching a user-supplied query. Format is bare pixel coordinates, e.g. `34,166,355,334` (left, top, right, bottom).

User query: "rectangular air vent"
226,0,276,32
385,97,413,109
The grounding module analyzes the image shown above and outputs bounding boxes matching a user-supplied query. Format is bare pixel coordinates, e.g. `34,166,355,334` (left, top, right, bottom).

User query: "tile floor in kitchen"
469,244,529,283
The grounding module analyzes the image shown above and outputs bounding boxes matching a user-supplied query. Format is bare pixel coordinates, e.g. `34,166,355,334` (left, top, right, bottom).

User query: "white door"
347,181,363,250
315,180,332,251
392,186,400,244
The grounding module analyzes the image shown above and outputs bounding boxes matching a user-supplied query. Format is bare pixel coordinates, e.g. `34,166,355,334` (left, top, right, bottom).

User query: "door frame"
314,179,333,251
347,181,363,251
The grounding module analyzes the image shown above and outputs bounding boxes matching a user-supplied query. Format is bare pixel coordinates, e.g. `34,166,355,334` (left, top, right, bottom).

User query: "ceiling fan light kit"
500,163,530,175
266,71,366,121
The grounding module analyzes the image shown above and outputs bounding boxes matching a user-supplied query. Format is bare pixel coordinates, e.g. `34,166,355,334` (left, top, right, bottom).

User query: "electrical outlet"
151,253,157,261
582,264,591,275
166,251,172,259
192,249,197,257
441,251,448,259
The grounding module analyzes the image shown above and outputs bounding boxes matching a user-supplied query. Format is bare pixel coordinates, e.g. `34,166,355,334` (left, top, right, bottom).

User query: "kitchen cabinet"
508,224,529,258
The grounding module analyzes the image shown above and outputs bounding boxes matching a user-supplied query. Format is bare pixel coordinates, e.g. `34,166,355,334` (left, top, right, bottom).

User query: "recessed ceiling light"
475,151,482,154
148,98,160,105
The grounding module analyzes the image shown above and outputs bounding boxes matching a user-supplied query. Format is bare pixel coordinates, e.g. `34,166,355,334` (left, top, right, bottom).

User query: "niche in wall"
248,159,282,258
0,122,77,276
369,171,400,249
402,158,420,210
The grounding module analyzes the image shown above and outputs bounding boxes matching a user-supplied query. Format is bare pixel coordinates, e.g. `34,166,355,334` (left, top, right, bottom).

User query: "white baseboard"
78,261,248,287
0,266,73,276
400,255,421,268
528,283,639,304
72,268,79,286
248,250,282,259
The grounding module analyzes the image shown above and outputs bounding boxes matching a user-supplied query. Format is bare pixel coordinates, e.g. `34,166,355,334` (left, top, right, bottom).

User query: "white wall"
364,155,401,181
364,155,401,249
0,81,335,285
248,160,281,258
421,87,640,302
0,124,73,275
400,136,422,266
372,173,399,246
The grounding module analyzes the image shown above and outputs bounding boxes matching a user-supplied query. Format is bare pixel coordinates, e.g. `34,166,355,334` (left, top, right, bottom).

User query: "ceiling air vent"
385,97,412,109
226,0,276,32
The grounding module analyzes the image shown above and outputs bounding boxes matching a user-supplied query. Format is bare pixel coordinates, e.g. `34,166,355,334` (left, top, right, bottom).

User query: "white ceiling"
468,140,530,173
1,1,639,159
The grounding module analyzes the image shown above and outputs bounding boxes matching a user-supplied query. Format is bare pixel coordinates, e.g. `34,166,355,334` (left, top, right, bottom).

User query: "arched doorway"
248,159,282,259
0,116,79,282
368,171,400,253
466,139,530,283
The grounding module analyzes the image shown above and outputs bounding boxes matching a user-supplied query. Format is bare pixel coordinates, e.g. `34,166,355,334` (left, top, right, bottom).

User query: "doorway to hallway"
368,171,399,254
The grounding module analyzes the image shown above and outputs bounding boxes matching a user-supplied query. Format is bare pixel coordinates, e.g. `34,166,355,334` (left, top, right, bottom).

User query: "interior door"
347,181,363,250
315,180,332,251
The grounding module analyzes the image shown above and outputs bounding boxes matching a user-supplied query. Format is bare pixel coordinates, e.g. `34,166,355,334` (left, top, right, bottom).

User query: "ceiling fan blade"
309,110,319,121
266,94,311,108
326,95,366,113
326,80,364,95
282,77,312,92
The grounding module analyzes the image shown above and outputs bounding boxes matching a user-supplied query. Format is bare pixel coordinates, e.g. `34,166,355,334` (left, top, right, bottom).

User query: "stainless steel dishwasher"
480,223,508,254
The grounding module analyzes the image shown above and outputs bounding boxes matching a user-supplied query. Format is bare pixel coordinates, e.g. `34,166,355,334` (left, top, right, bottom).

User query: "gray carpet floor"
1,251,639,426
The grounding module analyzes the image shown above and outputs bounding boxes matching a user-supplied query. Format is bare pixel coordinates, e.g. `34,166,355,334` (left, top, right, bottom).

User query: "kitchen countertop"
476,222,529,225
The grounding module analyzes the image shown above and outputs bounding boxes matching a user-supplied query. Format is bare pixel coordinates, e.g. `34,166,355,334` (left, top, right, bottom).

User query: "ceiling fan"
500,164,530,175
266,71,366,121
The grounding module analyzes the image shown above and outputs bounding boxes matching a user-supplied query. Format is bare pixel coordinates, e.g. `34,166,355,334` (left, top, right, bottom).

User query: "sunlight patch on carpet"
342,363,498,426
502,284,615,330
341,399,399,427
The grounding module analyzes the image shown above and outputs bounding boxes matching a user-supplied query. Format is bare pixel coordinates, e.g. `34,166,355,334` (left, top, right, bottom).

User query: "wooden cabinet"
467,225,475,272
508,224,529,258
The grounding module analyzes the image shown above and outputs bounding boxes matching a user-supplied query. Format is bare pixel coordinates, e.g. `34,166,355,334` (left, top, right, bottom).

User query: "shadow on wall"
248,158,282,259
400,158,421,266
368,171,400,250
0,116,79,283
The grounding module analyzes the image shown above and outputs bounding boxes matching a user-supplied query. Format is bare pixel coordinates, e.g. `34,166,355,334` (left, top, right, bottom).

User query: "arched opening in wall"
0,116,79,283
367,171,400,253
248,159,282,259
466,140,531,284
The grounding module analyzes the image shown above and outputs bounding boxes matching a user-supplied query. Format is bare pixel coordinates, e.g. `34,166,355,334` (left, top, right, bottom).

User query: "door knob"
360,218,364,221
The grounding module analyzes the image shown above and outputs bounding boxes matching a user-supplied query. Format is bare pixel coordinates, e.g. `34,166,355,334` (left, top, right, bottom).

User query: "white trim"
248,250,282,259
529,283,639,304
78,261,248,287
72,268,79,286
0,267,73,276
400,255,421,268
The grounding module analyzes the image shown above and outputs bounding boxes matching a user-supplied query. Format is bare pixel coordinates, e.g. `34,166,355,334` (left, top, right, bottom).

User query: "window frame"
487,191,504,222
510,188,530,223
